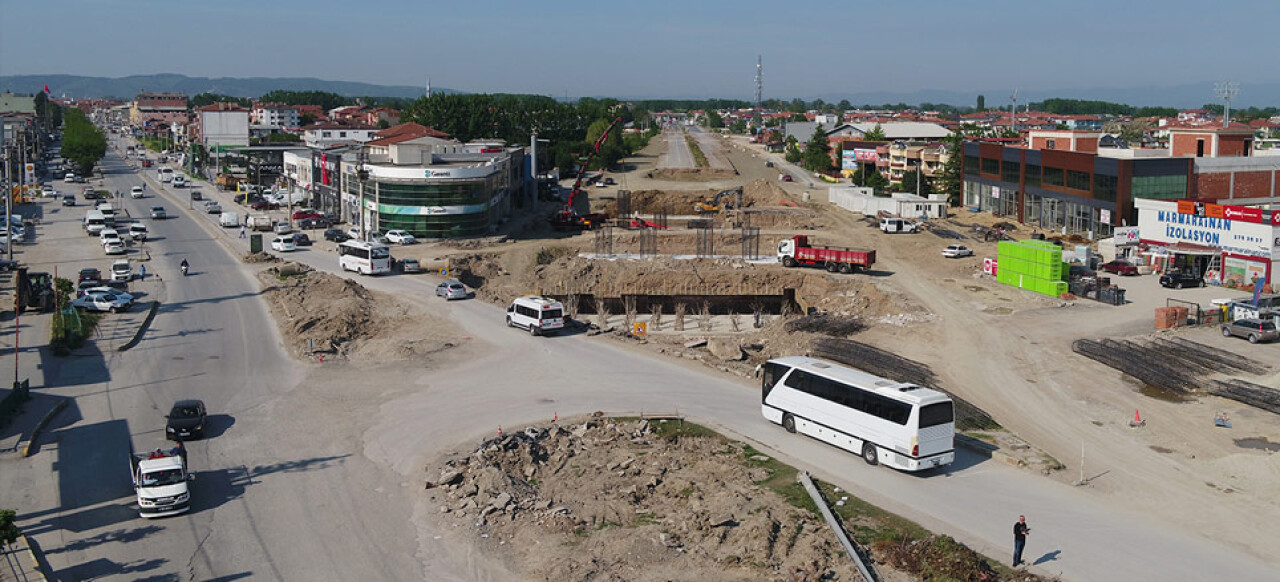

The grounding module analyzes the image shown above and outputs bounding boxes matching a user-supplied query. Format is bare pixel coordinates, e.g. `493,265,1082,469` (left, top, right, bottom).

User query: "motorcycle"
180,262,189,276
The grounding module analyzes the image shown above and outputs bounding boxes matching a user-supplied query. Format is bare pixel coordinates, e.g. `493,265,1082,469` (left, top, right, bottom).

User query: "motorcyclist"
180,258,189,274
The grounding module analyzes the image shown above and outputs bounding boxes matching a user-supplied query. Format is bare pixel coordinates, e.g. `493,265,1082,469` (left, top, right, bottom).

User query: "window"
1001,160,1021,184
1046,139,1056,149
323,131,331,138
918,402,954,428
1024,163,1042,188
1066,170,1091,191
1043,167,1064,186
981,158,1000,175
340,131,347,138
1131,175,1187,200
784,370,911,425
1095,174,1118,202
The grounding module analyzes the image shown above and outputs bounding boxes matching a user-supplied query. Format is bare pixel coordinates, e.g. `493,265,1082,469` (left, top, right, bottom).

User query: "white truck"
130,447,193,518
246,214,273,231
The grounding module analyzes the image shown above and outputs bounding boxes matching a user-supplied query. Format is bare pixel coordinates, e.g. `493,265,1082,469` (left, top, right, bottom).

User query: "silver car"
1221,318,1280,344
435,280,469,300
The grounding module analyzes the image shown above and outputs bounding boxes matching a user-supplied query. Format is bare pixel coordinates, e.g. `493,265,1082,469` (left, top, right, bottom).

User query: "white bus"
337,240,391,275
760,356,955,472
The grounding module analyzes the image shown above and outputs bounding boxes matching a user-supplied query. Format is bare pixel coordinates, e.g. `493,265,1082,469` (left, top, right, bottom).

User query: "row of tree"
61,108,106,177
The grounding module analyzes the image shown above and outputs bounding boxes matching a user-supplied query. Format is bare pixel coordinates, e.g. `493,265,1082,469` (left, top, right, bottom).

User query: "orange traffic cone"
1130,409,1145,427
497,425,503,437
553,411,558,423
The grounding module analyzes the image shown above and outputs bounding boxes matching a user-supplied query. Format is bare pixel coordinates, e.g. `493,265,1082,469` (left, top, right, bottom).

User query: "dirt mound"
243,251,280,264
606,179,795,216
255,267,458,363
426,418,863,581
647,168,738,181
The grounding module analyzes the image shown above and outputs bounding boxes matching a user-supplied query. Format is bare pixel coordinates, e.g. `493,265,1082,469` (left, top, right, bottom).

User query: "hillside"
0,73,450,100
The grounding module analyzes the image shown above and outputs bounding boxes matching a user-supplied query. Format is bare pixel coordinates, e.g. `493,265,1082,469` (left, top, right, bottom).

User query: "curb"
22,534,50,581
118,301,160,352
22,399,67,458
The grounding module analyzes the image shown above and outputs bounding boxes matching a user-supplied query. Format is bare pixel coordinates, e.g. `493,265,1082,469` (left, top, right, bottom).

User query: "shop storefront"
1135,199,1279,288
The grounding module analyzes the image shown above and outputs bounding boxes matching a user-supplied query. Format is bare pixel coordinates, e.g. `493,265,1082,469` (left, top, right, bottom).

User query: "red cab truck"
777,235,875,274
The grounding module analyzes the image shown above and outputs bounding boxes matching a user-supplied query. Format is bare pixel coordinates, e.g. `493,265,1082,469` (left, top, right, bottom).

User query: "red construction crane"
550,116,623,230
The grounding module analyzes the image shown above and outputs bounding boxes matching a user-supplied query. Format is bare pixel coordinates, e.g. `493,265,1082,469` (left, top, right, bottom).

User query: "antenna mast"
1214,81,1239,128
754,55,763,133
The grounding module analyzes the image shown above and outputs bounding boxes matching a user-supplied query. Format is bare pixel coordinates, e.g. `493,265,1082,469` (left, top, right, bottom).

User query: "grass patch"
684,134,709,168
962,431,998,445
50,309,103,356
649,419,718,441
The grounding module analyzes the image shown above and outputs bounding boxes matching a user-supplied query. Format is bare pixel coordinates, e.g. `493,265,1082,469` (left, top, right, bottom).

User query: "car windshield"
140,468,185,487
171,406,201,419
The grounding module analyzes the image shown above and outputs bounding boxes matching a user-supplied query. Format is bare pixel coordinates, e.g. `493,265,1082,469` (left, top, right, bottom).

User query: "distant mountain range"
0,74,442,101
2,74,1276,110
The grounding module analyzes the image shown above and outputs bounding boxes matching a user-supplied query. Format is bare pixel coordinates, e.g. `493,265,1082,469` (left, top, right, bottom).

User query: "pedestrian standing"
239,225,247,239
139,265,146,280
1013,515,1031,567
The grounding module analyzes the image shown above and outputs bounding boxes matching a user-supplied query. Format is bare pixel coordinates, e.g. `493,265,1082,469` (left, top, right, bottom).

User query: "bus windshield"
370,246,390,259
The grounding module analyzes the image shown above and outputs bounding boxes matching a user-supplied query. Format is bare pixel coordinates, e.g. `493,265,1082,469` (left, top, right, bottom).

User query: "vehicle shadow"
202,414,235,439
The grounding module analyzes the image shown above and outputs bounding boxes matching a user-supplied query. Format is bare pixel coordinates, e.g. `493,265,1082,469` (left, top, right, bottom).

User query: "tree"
61,109,106,176
976,95,986,111
0,508,19,551
729,119,747,134
936,132,964,206
863,123,887,142
706,111,724,129
801,125,833,172
900,169,934,196
851,166,889,195
837,99,853,112
784,139,802,163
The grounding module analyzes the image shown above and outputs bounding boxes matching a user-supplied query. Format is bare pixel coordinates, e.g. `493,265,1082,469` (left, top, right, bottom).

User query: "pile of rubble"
426,418,865,581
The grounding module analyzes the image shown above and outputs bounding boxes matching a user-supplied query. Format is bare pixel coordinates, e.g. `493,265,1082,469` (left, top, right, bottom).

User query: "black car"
77,267,102,286
0,259,19,272
293,233,313,246
62,195,76,206
323,228,350,243
299,217,331,230
1159,271,1204,289
165,399,207,440
189,190,203,201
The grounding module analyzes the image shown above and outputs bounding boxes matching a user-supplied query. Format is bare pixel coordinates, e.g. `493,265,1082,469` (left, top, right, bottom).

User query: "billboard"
841,150,858,170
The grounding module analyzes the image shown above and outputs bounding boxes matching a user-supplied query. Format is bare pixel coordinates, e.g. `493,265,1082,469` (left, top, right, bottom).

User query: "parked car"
273,221,292,234
270,235,296,252
346,227,362,240
71,290,131,313
1099,260,1139,276
292,233,312,246
604,177,616,186
400,258,421,273
1159,271,1204,289
299,217,331,230
78,267,103,286
251,200,280,211
130,186,144,198
385,230,416,244
292,209,323,221
150,206,168,219
204,201,222,214
103,240,126,255
0,259,19,272
165,399,208,440
764,161,774,168
324,228,350,243
1221,318,1280,344
78,286,134,303
81,187,99,200
99,229,122,247
941,244,974,258
436,279,469,300
1068,265,1097,280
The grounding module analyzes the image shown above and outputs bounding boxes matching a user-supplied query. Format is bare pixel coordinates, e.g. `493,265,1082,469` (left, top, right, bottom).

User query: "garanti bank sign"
1139,200,1277,258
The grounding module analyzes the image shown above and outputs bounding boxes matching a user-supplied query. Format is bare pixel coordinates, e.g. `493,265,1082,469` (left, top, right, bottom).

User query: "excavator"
692,187,743,214
549,116,623,231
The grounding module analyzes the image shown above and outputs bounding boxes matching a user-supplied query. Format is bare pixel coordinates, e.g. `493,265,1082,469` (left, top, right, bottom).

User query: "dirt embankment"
254,263,458,363
426,417,865,581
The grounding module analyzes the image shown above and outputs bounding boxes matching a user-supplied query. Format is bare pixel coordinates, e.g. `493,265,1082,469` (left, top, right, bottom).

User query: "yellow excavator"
693,187,743,214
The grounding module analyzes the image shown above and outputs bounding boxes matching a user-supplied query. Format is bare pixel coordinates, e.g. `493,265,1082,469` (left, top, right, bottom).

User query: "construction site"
244,126,1280,580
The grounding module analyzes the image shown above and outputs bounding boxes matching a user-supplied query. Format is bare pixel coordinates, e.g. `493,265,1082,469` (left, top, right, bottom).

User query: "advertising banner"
841,150,858,170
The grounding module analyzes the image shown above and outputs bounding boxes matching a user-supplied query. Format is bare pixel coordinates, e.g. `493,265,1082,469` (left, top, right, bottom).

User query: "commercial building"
1135,198,1279,288
130,92,188,128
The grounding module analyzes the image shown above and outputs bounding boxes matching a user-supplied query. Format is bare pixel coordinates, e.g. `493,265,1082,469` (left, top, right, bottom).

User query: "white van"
220,211,240,228
128,223,149,241
97,203,118,226
84,210,107,235
506,296,566,336
157,167,174,183
879,217,917,234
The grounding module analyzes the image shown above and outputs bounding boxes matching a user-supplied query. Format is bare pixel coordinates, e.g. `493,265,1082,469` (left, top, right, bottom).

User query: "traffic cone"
497,425,503,437
553,411,558,423
1130,409,1144,427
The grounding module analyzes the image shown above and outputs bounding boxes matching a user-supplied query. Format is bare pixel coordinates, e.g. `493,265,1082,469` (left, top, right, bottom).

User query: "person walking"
1013,515,1031,567
239,225,247,239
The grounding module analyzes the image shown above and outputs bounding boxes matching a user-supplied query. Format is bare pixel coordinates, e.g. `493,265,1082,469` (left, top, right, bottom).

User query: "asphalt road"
657,126,695,169
4,134,1276,581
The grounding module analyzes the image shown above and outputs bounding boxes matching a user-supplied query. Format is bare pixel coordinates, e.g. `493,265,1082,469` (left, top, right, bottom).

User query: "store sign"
1115,226,1140,244
1221,205,1263,223
841,150,858,170
1146,208,1274,257
983,258,998,276
853,149,878,162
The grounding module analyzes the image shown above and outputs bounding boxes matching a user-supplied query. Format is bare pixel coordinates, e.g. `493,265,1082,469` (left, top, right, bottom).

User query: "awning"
1141,242,1221,257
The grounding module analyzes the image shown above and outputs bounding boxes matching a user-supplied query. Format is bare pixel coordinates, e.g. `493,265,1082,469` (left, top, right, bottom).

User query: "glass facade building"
962,143,1192,239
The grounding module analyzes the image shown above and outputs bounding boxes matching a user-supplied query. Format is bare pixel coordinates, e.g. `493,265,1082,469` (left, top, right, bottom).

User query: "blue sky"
2,0,1277,104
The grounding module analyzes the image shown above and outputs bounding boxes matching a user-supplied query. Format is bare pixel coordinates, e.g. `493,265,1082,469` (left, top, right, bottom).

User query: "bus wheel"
862,443,879,465
782,413,796,433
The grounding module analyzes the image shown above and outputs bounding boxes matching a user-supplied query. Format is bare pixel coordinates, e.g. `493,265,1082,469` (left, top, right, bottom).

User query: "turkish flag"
43,84,50,93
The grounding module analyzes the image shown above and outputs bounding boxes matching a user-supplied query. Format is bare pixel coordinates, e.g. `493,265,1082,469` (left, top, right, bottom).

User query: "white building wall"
201,111,250,147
